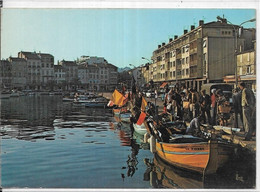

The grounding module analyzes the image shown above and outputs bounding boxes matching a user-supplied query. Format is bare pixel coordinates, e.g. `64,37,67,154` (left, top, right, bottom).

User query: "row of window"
151,68,192,80
42,63,54,68
55,74,65,78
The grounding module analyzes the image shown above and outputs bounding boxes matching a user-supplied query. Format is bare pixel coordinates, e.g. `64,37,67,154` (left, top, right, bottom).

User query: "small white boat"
10,90,20,97
62,97,74,102
119,112,131,123
83,97,108,108
133,123,147,135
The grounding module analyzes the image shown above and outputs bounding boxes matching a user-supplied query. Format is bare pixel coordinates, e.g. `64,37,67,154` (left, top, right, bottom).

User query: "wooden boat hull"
155,139,234,175
156,141,209,174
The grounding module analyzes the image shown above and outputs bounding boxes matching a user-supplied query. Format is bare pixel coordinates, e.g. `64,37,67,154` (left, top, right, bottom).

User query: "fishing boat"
145,118,236,175
133,123,147,135
83,97,108,108
10,91,20,97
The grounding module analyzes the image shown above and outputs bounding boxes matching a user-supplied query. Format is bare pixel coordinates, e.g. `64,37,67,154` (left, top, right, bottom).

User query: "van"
201,83,234,104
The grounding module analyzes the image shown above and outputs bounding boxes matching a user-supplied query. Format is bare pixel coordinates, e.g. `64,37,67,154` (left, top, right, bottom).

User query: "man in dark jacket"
199,89,211,125
232,88,243,129
239,83,256,141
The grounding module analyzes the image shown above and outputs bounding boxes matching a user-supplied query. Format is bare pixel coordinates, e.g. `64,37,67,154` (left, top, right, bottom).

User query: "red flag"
136,112,146,126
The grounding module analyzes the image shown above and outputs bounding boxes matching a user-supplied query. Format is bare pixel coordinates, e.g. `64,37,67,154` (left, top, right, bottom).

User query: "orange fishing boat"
144,117,236,175
152,135,235,175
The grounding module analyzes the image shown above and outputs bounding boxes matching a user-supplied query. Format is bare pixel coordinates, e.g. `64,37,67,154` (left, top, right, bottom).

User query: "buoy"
150,136,156,153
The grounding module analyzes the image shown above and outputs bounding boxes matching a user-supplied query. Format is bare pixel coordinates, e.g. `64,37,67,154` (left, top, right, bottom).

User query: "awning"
160,82,168,88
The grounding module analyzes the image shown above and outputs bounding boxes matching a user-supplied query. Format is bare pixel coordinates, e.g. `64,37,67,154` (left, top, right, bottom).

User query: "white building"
77,56,118,91
78,56,106,65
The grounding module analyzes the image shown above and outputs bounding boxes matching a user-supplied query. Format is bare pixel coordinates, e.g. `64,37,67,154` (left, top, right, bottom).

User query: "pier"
101,92,256,154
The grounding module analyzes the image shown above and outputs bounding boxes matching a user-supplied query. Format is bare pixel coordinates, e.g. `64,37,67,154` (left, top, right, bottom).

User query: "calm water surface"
0,95,256,189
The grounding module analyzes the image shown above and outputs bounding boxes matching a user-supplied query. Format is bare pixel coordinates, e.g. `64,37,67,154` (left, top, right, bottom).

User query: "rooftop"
19,51,41,60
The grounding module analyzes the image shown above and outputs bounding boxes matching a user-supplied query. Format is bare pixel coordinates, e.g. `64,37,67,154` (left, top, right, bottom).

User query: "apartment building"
8,57,27,89
150,19,255,90
18,51,42,89
0,60,12,89
107,64,118,91
224,40,256,91
37,53,55,85
59,60,78,83
54,65,66,85
77,56,118,91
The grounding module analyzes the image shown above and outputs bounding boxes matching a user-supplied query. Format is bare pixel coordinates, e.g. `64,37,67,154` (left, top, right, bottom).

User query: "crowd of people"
124,81,256,141
160,83,256,141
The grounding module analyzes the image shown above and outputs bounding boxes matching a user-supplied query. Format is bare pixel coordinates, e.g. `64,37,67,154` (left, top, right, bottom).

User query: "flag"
141,96,147,111
111,89,126,107
136,112,146,126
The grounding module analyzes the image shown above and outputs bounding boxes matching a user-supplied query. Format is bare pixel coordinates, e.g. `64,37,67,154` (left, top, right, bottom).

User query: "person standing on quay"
210,89,217,125
199,89,211,125
232,88,244,129
239,82,256,141
188,88,200,119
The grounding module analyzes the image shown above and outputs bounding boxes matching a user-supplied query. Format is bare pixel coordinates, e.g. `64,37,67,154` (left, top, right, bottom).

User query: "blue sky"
1,9,256,68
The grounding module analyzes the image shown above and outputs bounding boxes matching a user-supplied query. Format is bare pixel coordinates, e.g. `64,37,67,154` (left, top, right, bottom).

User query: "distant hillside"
118,67,131,73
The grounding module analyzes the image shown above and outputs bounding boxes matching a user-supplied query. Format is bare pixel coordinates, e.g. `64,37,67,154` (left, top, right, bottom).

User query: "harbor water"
0,95,256,189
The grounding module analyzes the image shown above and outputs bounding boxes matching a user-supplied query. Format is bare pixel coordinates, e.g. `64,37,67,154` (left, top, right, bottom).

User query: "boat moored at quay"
106,88,240,176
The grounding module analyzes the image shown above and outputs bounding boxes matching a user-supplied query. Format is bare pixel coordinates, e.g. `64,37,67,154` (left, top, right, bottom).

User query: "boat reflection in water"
144,148,256,189
144,154,204,189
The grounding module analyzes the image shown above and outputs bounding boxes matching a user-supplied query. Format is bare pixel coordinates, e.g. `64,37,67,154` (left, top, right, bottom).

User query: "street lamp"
129,63,136,68
217,16,256,87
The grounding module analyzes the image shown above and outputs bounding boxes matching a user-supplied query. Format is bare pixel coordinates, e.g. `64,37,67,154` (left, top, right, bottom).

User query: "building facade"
18,51,42,89
58,60,79,90
224,41,256,91
149,19,255,91
0,60,12,89
54,65,66,85
8,57,27,89
77,56,118,91
37,53,55,86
